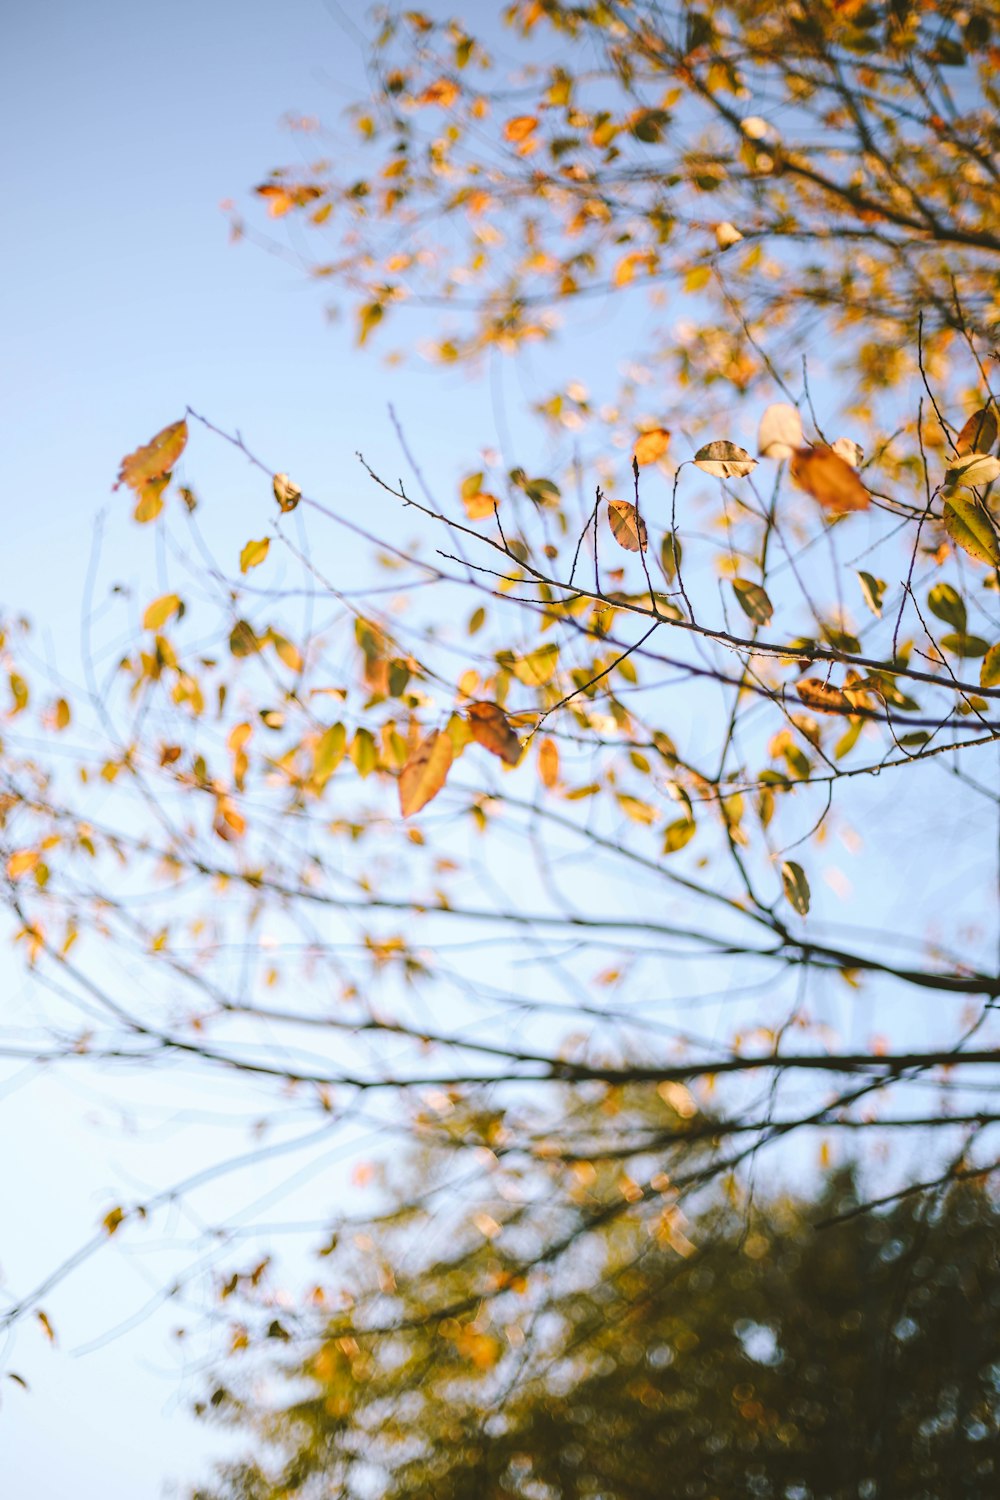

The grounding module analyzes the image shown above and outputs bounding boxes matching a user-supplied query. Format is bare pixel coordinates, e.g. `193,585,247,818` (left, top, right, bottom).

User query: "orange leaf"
467,703,522,766
419,77,459,107
795,678,852,714
790,445,870,514
116,420,187,493
633,428,671,466
7,850,39,880
538,736,560,789
607,499,648,551
504,115,538,142
399,730,453,817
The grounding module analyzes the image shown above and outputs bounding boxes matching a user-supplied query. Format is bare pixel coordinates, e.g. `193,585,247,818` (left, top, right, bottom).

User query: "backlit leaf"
142,594,182,631
633,428,671,466
939,633,989,658
790,446,870,514
607,500,648,552
117,420,187,492
538,737,559,788
732,578,773,626
758,403,803,459
796,677,851,713
857,571,886,617
512,644,559,687
945,453,1000,488
663,818,696,854
399,730,453,817
955,405,998,457
273,473,302,513
240,538,270,573
467,702,522,765
942,493,1000,565
831,436,864,468
781,860,810,915
980,644,1000,688
694,441,757,479
927,583,966,633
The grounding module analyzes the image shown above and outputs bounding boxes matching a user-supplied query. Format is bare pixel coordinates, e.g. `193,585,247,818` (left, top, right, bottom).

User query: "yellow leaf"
504,114,538,142
714,222,743,249
240,538,270,573
538,736,560,788
142,594,182,631
398,730,453,817
512,644,559,687
7,850,39,880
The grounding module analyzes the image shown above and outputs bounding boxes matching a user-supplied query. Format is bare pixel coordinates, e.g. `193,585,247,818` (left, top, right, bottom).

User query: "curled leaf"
607,499,648,552
694,441,757,479
273,473,302,513
781,860,811,916
399,730,453,817
790,446,870,514
758,403,803,459
857,571,886,617
142,594,182,631
831,437,864,469
467,702,522,766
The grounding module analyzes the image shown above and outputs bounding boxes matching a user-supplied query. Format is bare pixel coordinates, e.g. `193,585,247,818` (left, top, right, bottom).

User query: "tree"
192,1139,1000,1499
2,0,1000,1416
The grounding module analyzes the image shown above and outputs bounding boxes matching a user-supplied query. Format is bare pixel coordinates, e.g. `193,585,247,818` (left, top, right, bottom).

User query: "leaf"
955,405,998,457
102,1206,125,1236
142,594,182,631
460,471,499,519
36,1310,56,1345
790,446,870,514
831,437,864,469
538,737,560,788
399,730,453,817
229,620,260,657
503,114,538,143
939,633,989,658
512,644,559,687
312,723,347,787
268,630,303,673
714,222,743,249
273,473,302,512
693,441,757,479
942,493,1000,566
358,301,384,346
781,860,810,916
796,677,851,714
7,850,39,880
927,582,966,633
6,1373,28,1391
350,727,378,777
980,645,1000,688
467,702,522,765
116,420,187,492
857,571,886,617
134,475,169,524
633,428,671,466
945,453,1000,488
660,531,682,581
607,500,648,552
758,403,803,459
240,538,270,573
732,578,773,626
663,818,696,854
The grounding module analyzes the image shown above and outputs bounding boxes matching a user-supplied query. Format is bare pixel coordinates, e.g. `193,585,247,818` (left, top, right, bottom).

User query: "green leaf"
240,538,270,573
660,531,682,582
350,727,378,777
781,860,810,916
927,582,966,633
229,620,260,657
732,578,773,626
857,571,886,618
942,493,1000,566
312,723,347,788
939,633,989,658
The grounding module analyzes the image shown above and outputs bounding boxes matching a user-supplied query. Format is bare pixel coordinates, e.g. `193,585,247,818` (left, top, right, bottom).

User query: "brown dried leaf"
955,405,998,457
467,702,522,766
796,677,852,714
607,499,648,552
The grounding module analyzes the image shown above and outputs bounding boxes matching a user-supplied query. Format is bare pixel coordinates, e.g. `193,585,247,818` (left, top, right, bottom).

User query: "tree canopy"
2,3,1000,1475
